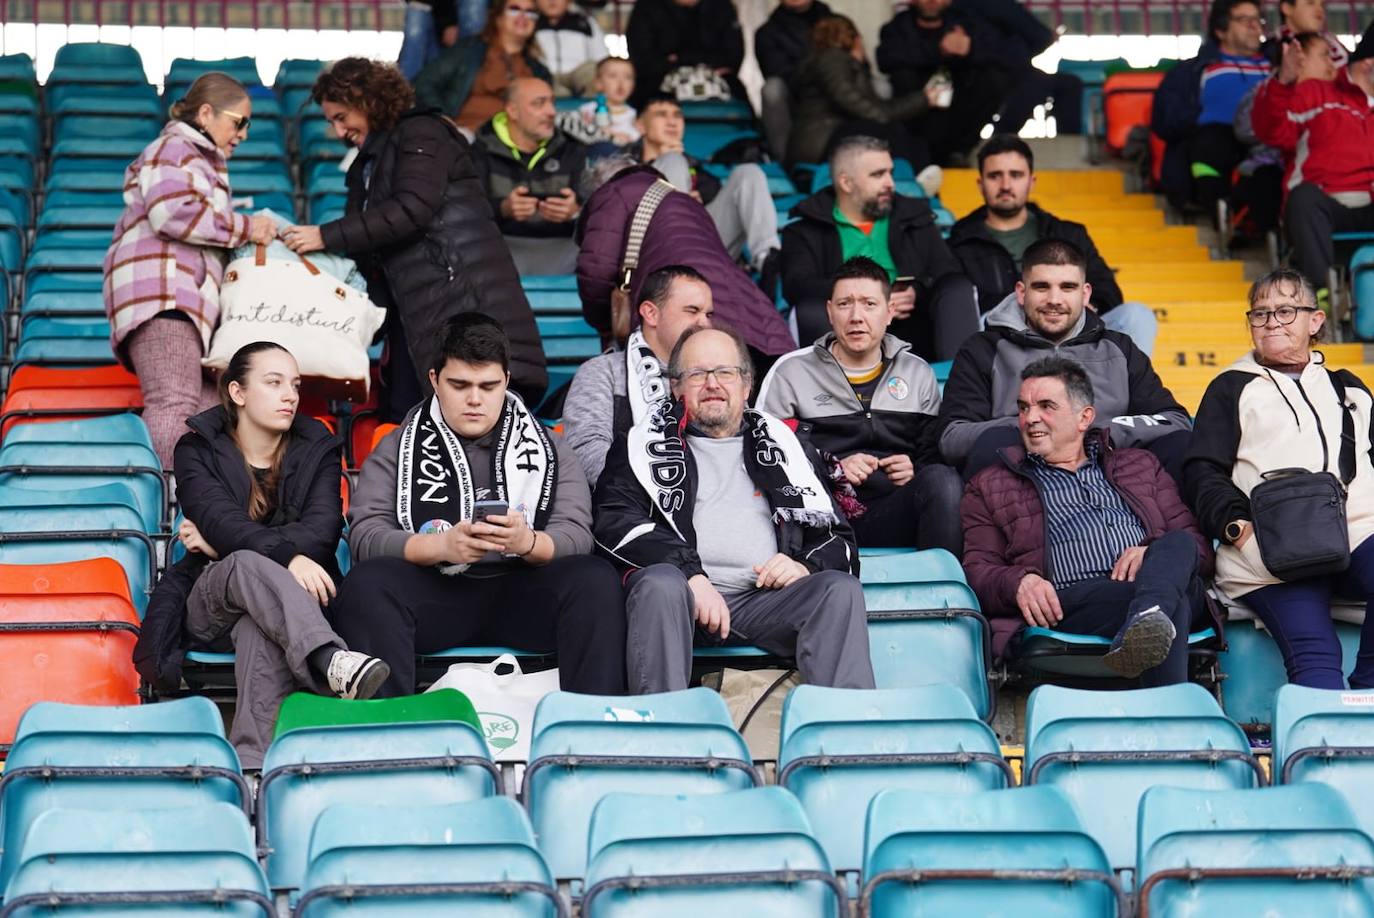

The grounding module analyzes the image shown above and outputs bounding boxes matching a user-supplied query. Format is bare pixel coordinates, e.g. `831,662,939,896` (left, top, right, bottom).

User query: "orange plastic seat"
370,423,398,456
0,558,140,749
1,366,143,439
1102,70,1165,153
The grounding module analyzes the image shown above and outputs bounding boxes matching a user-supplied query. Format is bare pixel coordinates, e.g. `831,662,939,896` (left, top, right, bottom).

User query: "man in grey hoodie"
331,314,628,696
936,238,1191,480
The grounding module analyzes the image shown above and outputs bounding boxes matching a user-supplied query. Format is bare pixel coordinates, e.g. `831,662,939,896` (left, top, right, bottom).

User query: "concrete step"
1160,358,1374,412
1116,262,1245,285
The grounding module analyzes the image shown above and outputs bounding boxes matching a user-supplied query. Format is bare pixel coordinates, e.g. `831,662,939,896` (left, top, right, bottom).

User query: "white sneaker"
326,650,391,700
916,164,945,198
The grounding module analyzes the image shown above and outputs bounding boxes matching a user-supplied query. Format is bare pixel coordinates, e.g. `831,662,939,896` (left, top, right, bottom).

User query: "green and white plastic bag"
426,653,559,761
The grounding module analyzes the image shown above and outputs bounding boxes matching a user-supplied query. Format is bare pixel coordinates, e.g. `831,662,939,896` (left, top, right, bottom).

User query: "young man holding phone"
331,314,628,697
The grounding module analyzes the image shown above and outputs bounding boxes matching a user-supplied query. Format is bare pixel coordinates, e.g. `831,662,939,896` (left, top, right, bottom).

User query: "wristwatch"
1225,520,1247,544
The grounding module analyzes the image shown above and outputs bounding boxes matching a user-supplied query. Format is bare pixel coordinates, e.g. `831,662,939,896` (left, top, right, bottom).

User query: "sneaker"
915,164,944,198
326,650,391,700
1101,606,1176,679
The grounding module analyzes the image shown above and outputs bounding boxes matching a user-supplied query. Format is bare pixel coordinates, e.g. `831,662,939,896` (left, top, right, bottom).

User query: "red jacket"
960,431,1216,658
1252,71,1374,197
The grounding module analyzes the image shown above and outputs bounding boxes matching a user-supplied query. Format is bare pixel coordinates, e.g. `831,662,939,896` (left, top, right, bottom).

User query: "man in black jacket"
781,134,979,361
937,238,1192,480
471,77,589,275
876,0,1009,165
755,0,833,159
949,134,1158,353
594,326,875,694
625,0,746,109
957,0,1083,134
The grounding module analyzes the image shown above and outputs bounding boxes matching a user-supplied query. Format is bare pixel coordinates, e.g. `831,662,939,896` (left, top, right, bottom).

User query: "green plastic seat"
274,688,482,739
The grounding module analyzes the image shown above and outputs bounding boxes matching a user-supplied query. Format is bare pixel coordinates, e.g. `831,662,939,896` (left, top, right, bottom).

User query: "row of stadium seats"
4,683,1374,913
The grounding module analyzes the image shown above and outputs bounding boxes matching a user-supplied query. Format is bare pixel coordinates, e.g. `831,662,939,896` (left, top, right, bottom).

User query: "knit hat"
1352,21,1374,63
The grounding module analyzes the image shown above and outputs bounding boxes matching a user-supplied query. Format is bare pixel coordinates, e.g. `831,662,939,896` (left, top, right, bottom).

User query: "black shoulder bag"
1249,371,1355,581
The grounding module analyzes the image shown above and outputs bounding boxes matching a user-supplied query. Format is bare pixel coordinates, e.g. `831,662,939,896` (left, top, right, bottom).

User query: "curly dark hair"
311,57,415,133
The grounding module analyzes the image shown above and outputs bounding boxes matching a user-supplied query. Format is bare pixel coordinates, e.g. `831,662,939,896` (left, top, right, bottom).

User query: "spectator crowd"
103,0,1374,766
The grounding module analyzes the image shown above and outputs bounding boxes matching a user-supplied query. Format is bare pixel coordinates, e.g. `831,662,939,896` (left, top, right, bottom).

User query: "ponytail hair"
219,341,294,522
170,71,249,125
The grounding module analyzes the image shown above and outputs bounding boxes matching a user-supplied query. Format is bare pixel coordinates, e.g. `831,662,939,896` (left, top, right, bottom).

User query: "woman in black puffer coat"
282,57,546,421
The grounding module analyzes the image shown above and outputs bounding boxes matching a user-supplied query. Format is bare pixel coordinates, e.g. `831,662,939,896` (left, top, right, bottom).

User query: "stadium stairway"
939,166,1374,412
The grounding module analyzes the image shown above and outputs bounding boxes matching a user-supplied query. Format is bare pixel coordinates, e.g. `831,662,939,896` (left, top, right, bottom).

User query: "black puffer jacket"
134,408,344,692
786,48,929,166
625,0,745,108
320,108,547,404
754,0,832,82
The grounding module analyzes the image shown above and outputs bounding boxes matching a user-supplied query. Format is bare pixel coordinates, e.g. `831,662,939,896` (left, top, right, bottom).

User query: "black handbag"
1249,372,1356,581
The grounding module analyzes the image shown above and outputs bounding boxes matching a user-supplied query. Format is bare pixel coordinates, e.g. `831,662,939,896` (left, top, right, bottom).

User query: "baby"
578,56,639,145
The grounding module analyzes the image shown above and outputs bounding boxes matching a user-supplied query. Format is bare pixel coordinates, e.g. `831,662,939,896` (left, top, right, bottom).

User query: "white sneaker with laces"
326,650,391,700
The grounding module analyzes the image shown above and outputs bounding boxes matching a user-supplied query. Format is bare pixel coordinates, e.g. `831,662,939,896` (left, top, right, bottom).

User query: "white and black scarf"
396,392,557,574
625,328,671,425
627,397,838,542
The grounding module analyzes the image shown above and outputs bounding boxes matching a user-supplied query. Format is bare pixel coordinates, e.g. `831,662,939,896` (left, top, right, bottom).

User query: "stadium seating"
777,684,1012,877
1218,616,1364,728
1101,69,1165,154
861,786,1122,917
582,787,844,917
1273,683,1374,834
1023,683,1263,877
295,798,560,917
1136,784,1374,915
523,688,759,884
1354,245,1374,340
1012,620,1218,681
0,365,142,439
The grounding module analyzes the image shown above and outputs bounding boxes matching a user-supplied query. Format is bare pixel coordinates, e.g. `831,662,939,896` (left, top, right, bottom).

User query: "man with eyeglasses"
1153,0,1274,226
594,326,874,694
758,256,962,554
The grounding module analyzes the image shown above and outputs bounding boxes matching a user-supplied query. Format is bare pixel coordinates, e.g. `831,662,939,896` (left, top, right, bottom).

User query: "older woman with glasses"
414,0,551,133
1183,267,1374,689
104,71,277,467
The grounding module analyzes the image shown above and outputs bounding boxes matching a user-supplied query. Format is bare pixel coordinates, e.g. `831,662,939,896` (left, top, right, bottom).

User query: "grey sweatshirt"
562,349,629,486
348,411,596,565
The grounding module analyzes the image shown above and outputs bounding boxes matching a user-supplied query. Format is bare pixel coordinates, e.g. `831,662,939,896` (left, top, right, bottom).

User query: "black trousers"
330,554,629,696
997,68,1083,135
962,425,1192,487
851,463,964,556
382,312,424,424
1051,531,1207,686
1184,123,1246,214
1285,182,1374,288
795,273,979,363
908,66,1007,164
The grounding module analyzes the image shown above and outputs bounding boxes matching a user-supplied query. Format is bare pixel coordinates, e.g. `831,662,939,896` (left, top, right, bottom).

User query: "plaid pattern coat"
103,121,251,364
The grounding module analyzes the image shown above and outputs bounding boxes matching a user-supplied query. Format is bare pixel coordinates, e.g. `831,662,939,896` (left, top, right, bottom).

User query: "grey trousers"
504,234,580,276
652,153,780,267
760,76,791,162
624,563,877,694
185,550,345,768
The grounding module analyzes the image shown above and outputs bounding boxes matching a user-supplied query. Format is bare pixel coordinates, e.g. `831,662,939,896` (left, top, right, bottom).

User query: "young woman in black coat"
281,57,547,421
135,342,389,768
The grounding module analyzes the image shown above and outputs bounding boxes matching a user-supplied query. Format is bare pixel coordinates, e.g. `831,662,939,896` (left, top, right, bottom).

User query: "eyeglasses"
218,109,251,133
831,296,886,313
1246,305,1316,327
1230,13,1265,25
504,6,539,19
675,366,747,386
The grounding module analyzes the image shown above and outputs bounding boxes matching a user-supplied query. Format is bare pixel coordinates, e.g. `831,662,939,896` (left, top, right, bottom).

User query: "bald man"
471,76,590,274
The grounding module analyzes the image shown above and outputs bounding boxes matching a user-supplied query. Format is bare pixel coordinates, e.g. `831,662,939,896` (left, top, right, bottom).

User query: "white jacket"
534,10,606,76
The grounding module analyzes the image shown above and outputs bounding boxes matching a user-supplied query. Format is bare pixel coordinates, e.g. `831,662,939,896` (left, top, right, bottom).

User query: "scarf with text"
625,328,671,425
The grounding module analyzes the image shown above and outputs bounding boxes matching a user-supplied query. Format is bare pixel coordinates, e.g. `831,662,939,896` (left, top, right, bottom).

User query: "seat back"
1274,683,1374,834
526,688,757,883
259,717,497,893
1352,245,1374,341
1024,684,1259,877
862,786,1118,917
1219,619,1365,727
583,787,840,918
778,684,1010,874
296,798,558,917
1102,70,1164,152
859,549,991,719
1138,784,1374,916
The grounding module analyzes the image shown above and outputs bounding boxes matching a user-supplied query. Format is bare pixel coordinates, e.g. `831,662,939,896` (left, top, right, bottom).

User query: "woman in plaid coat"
103,72,277,467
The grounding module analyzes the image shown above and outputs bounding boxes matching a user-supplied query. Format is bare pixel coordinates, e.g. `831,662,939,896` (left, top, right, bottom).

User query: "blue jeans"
1100,301,1158,356
398,3,440,81
1242,534,1374,689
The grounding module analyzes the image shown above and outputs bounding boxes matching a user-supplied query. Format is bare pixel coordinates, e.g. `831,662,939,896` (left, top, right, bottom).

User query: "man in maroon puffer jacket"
961,355,1217,684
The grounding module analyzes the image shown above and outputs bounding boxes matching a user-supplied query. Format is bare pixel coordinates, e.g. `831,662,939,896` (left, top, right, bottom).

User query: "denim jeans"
1100,301,1159,356
398,2,440,81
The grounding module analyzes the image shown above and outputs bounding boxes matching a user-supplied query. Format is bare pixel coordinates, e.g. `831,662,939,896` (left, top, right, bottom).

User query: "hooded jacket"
533,9,606,77
757,333,941,499
937,293,1191,464
471,114,589,238
414,36,552,116
948,203,1125,314
963,428,1216,658
593,405,858,579
1251,70,1374,198
133,409,343,692
576,164,795,355
319,108,547,406
1183,351,1374,597
754,0,833,82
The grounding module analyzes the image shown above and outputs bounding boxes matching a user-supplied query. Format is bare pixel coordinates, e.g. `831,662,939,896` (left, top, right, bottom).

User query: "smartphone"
472,500,509,523
891,276,915,292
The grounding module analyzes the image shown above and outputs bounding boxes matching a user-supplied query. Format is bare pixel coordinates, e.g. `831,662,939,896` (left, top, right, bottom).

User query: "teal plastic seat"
166,56,262,87
1274,683,1374,833
862,786,1120,916
51,41,143,70
1024,684,1261,880
583,787,842,918
1137,784,1374,917
227,164,293,196
678,99,755,124
682,126,759,162
275,59,324,89
1219,618,1365,727
0,440,163,531
258,717,499,895
859,549,992,720
1014,624,1217,679
0,481,154,611
526,288,582,314
48,82,160,118
0,697,247,895
778,685,1012,877
35,205,123,232
522,274,578,292
23,245,107,273
295,798,559,916
3,803,270,917
525,688,758,885
1353,245,1374,340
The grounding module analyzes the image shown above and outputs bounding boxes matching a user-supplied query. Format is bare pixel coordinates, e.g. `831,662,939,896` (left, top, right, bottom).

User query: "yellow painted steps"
942,168,1125,193
1116,262,1245,285
1158,347,1374,412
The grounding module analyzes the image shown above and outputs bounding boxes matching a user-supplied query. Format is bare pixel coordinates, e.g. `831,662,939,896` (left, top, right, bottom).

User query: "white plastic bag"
426,653,560,762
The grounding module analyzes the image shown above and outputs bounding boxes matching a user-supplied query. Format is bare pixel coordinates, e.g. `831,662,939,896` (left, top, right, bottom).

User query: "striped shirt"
1025,440,1148,590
